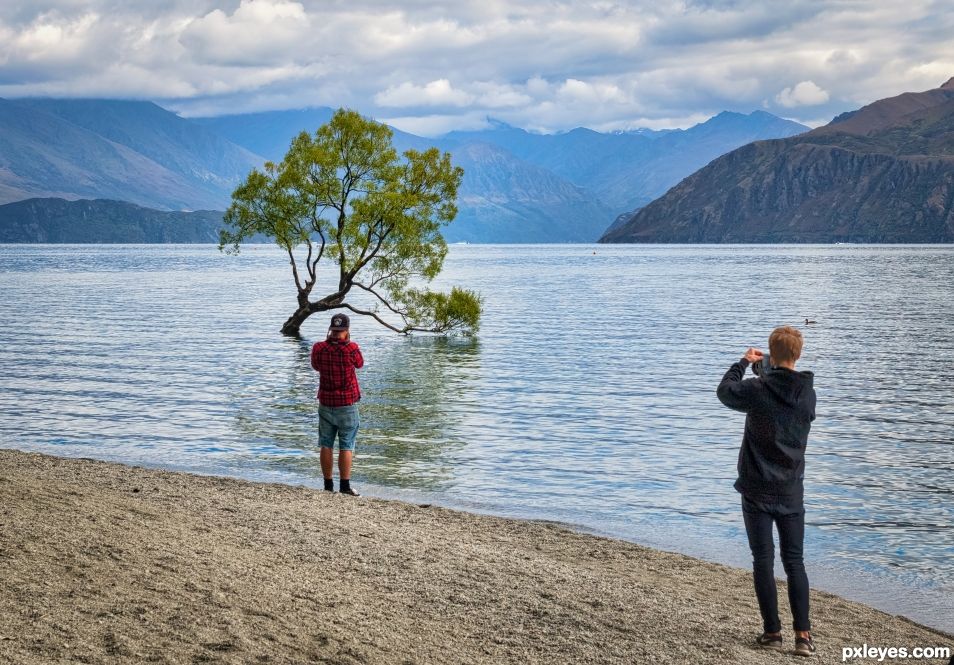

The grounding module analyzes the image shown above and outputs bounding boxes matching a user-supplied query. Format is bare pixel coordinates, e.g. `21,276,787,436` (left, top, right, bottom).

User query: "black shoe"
340,487,361,497
794,636,815,657
756,632,784,650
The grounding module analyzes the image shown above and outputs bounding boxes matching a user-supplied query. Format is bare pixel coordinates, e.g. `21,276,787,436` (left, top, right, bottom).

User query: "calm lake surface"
1,244,952,631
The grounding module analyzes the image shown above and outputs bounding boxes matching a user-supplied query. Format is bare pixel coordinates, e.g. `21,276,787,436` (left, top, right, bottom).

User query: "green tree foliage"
220,109,482,336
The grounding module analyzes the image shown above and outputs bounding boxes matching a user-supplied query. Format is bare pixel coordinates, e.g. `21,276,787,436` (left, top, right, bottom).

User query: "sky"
0,0,952,135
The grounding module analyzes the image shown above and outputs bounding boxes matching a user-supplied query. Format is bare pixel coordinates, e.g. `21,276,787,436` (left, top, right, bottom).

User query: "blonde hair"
769,326,803,364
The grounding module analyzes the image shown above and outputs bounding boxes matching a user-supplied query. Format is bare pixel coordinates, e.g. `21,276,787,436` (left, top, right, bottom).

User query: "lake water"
1,244,952,632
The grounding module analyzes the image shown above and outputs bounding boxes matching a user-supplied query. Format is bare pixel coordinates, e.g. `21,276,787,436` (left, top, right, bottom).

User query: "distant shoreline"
5,240,954,245
1,448,950,664
4,198,954,245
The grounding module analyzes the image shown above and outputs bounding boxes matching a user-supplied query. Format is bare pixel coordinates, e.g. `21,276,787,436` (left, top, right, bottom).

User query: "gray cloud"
0,0,951,134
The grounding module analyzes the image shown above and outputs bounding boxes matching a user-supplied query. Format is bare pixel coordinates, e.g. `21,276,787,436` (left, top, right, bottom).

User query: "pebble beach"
1,449,951,664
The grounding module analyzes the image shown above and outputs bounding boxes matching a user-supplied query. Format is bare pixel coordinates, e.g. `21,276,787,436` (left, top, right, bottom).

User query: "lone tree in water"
220,109,481,337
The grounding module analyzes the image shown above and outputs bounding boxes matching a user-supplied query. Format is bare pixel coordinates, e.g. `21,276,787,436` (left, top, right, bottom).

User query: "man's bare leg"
338,451,359,496
339,450,353,480
320,447,334,491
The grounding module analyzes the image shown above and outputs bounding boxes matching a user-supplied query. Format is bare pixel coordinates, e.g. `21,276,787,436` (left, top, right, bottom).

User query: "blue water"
1,244,952,632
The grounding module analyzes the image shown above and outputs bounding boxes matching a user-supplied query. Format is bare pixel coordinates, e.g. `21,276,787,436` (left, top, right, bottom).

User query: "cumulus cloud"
775,80,830,107
381,112,492,136
375,79,475,107
557,79,628,105
0,11,107,80
180,0,312,66
471,81,532,109
0,0,952,131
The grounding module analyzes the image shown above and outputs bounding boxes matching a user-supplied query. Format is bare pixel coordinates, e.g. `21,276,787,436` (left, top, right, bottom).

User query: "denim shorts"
318,403,360,451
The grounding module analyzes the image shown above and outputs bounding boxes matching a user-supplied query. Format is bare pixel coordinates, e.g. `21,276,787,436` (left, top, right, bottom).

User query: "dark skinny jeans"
741,494,811,633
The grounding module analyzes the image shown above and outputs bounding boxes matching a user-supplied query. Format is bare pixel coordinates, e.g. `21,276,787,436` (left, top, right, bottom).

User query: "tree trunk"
280,307,312,337
281,288,346,337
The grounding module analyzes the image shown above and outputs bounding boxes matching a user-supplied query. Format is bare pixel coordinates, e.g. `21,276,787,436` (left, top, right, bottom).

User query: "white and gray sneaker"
794,636,816,657
756,633,784,650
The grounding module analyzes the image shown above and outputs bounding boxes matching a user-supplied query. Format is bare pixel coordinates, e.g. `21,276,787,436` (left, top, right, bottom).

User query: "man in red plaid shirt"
311,313,364,496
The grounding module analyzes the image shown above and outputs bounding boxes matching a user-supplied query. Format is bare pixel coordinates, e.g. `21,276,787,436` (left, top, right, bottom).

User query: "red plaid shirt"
310,339,364,406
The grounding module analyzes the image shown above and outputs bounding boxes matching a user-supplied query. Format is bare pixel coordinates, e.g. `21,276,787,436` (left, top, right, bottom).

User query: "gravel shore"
1,449,950,664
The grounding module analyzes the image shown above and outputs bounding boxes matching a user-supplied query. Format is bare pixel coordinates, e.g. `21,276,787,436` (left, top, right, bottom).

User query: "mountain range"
0,99,261,211
199,109,807,242
602,78,954,243
439,111,808,214
0,98,807,243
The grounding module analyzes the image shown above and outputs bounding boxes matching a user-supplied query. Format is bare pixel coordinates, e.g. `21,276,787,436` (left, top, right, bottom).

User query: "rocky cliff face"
601,78,954,243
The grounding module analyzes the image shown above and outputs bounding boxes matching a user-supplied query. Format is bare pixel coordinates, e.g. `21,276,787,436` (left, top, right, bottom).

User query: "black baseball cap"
329,313,350,331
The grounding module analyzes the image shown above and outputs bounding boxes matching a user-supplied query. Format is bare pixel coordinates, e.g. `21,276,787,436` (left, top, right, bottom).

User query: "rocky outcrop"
601,78,954,243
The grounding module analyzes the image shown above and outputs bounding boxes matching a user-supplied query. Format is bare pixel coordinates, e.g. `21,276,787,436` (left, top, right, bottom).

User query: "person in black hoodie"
717,326,817,657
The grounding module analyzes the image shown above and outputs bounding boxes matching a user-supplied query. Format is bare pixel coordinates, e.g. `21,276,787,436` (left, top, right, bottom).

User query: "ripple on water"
0,243,952,631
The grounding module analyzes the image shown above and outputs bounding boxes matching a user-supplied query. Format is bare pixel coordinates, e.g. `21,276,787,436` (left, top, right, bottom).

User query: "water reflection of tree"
231,335,480,491
230,336,321,455
359,336,480,491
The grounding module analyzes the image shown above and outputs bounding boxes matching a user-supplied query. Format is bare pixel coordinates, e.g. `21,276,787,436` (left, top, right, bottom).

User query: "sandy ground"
0,449,951,665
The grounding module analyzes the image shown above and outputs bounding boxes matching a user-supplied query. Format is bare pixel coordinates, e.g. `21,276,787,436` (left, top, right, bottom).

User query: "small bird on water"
804,318,817,325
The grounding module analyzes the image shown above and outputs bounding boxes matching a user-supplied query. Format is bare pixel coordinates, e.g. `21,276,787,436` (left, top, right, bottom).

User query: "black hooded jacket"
717,359,816,502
